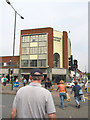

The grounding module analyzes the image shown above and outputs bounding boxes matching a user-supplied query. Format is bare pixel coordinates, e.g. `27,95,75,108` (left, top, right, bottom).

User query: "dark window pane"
21,60,28,67
38,60,46,67
30,60,37,67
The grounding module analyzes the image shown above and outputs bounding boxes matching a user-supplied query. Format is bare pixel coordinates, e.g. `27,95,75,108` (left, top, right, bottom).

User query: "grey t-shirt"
12,83,56,118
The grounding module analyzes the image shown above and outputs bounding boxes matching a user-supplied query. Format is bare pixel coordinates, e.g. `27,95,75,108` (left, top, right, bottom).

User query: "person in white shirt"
16,78,19,82
11,68,56,119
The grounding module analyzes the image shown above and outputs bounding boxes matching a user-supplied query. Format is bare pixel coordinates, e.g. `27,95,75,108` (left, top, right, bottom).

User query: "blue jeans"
75,96,80,105
59,92,66,108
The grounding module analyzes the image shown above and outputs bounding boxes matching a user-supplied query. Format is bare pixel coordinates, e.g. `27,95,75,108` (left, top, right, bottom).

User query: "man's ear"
41,75,44,80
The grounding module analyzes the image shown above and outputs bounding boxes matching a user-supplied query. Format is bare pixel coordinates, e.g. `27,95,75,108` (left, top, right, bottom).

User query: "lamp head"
21,16,24,19
6,0,11,5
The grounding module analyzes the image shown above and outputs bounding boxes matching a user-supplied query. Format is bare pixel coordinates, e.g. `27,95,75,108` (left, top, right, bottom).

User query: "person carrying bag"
56,80,67,110
71,81,81,108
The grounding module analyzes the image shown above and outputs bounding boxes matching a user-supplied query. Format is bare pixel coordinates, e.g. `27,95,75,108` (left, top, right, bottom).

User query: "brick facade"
63,31,68,69
0,56,20,68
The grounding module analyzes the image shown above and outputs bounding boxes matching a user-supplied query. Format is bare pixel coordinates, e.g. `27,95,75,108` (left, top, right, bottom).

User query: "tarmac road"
0,83,89,119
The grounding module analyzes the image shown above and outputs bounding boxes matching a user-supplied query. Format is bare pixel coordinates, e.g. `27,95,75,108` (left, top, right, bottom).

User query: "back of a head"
30,68,43,81
74,81,77,85
60,80,64,84
47,78,50,81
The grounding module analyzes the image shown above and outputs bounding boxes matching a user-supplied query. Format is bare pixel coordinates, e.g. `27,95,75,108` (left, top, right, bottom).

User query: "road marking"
84,96,90,100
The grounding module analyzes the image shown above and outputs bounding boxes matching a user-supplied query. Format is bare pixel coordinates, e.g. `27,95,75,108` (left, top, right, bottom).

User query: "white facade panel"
52,68,67,75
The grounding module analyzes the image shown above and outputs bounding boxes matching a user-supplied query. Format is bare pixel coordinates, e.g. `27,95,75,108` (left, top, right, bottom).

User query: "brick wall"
0,56,20,68
63,31,68,69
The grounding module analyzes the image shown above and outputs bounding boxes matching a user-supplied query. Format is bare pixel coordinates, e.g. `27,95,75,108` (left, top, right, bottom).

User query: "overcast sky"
0,0,88,72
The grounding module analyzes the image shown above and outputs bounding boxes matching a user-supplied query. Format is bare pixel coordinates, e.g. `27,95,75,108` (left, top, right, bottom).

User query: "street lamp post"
6,0,24,90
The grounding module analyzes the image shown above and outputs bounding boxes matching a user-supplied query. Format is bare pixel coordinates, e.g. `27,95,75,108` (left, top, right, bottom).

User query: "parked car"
66,82,75,88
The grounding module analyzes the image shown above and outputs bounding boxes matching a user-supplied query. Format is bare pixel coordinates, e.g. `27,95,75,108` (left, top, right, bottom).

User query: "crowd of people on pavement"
0,68,89,119
0,75,32,89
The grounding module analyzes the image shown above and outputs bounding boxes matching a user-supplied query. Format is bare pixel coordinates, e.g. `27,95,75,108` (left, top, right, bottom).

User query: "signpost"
14,82,19,88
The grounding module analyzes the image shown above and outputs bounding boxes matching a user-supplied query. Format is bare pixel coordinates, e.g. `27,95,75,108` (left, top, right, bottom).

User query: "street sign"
14,82,19,88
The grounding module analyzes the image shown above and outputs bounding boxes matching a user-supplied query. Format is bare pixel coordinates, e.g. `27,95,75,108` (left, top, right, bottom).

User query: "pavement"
1,83,60,95
0,82,24,95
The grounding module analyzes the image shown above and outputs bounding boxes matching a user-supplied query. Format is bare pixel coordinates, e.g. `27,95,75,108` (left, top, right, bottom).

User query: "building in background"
0,56,19,81
20,27,71,82
0,27,71,83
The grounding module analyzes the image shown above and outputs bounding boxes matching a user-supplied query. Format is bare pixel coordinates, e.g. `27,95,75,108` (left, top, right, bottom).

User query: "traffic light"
74,59,78,69
8,68,13,75
68,55,73,71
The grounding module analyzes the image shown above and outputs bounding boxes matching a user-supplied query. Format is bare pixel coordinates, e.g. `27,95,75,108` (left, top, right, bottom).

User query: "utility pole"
6,0,24,90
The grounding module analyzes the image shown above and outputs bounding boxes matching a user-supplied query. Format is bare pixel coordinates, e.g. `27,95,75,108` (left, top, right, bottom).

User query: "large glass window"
39,42,46,46
53,53,60,68
22,36,30,42
38,55,47,59
21,60,28,67
38,34,47,41
21,55,29,60
30,60,37,67
31,35,37,42
30,47,38,54
38,59,46,67
38,47,47,54
22,48,29,54
22,43,29,47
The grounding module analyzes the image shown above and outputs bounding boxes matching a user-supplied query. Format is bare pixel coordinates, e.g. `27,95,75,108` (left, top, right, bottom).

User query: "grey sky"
0,0,88,72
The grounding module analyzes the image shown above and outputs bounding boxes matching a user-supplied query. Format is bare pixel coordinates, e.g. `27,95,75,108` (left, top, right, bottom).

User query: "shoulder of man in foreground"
17,84,51,94
16,85,30,94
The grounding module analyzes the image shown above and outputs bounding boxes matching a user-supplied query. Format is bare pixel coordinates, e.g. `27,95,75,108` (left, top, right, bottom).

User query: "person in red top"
56,80,67,109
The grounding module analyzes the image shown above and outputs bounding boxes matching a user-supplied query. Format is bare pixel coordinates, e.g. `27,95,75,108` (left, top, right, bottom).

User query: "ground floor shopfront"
20,68,70,83
0,68,70,83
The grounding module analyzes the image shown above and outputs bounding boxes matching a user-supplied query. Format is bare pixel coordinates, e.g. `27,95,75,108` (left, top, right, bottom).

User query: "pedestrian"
28,78,31,83
23,78,27,86
47,78,53,91
47,78,52,88
71,81,81,108
2,75,8,90
1,76,4,88
56,80,67,109
15,78,19,82
45,79,48,89
11,68,56,119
